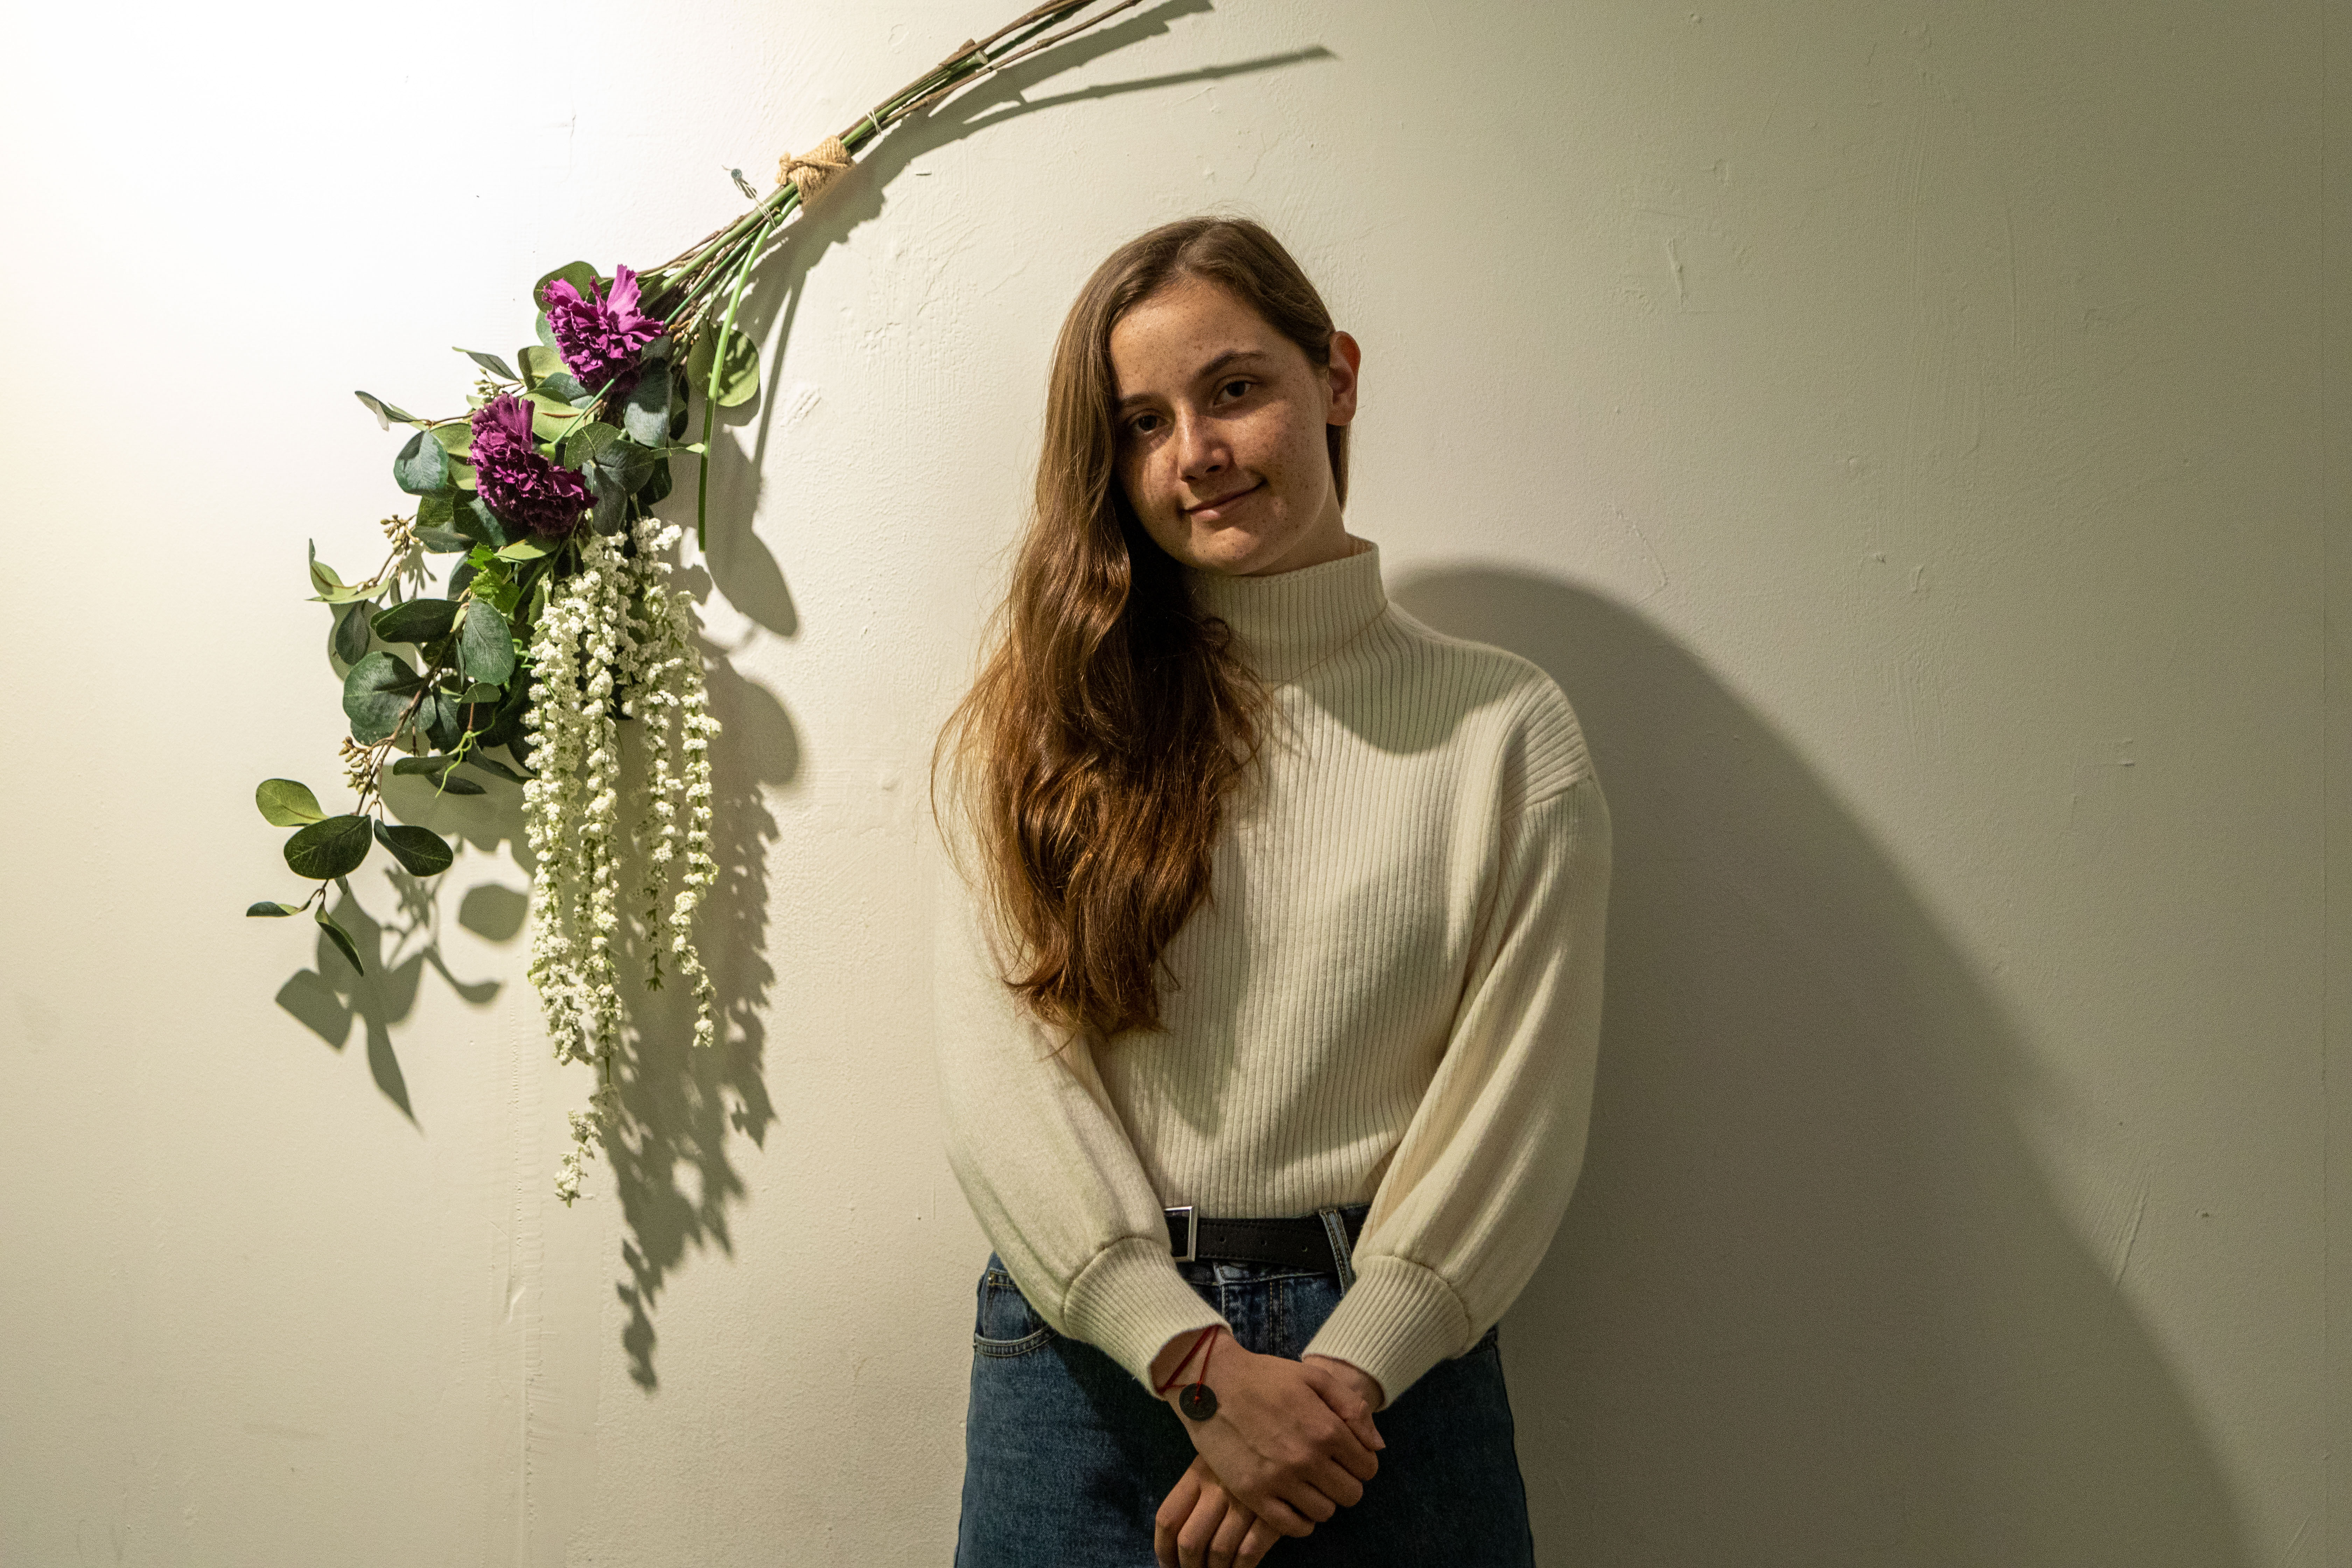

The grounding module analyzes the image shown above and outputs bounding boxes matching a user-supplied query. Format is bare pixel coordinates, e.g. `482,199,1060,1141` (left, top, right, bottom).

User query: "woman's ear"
1324,330,1362,427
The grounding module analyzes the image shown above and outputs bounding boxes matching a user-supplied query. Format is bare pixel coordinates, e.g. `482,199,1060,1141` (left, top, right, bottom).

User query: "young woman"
933,216,1611,1567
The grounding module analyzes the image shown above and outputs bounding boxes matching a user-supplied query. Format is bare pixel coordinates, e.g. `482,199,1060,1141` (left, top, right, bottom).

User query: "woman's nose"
1174,410,1228,478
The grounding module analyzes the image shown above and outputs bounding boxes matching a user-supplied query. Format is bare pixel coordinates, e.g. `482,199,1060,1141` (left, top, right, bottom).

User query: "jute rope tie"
777,135,853,208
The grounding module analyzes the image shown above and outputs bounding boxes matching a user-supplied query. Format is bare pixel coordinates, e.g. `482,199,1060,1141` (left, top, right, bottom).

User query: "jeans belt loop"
1316,1205,1357,1294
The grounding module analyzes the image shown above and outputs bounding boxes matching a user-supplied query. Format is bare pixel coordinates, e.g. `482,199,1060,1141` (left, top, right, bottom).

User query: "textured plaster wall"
0,1,2341,1564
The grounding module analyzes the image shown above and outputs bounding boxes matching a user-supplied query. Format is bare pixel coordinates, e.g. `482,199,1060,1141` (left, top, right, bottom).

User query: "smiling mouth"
1185,481,1262,516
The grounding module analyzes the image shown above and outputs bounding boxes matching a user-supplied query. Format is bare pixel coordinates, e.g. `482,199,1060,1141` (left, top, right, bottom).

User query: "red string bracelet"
1154,1325,1218,1395
1175,1328,1221,1422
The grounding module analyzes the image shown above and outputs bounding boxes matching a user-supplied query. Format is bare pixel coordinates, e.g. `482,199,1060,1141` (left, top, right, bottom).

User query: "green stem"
696,217,769,552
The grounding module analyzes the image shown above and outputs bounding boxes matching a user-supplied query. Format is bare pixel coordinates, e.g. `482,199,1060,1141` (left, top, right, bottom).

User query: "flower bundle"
249,1,1148,1199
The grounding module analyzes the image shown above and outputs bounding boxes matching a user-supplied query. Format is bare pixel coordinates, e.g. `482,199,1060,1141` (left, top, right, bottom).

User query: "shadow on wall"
275,1,1337,1391
1392,569,2249,1568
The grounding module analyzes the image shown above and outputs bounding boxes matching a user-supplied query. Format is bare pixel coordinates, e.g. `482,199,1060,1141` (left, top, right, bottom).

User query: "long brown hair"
933,215,1348,1040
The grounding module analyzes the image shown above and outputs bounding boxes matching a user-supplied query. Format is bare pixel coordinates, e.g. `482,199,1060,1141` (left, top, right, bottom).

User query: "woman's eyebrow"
1117,349,1274,410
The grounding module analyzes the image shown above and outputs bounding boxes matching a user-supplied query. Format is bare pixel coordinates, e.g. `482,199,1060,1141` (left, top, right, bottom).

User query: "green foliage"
284,813,372,880
459,599,517,686
688,327,760,407
621,363,672,444
255,779,326,826
373,819,456,876
316,909,365,975
561,421,623,469
247,901,303,917
495,537,555,563
334,600,375,665
458,348,517,380
394,429,451,496
343,650,423,744
520,344,564,386
354,390,422,429
371,598,460,645
389,756,489,795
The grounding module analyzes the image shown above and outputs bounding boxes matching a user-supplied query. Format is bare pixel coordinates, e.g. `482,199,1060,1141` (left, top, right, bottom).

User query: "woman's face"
1107,276,1360,577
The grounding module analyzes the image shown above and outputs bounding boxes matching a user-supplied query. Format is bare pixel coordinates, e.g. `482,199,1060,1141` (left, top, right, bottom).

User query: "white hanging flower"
523,520,722,1203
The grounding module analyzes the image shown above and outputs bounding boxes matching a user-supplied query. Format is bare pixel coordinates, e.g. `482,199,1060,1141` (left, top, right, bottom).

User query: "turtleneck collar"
1181,539,1389,684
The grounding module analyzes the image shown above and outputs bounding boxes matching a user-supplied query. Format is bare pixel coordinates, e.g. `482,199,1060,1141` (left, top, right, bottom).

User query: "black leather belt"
1164,1204,1367,1273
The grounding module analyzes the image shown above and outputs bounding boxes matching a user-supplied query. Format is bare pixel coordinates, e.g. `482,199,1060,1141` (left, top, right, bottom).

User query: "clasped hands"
1150,1329,1387,1568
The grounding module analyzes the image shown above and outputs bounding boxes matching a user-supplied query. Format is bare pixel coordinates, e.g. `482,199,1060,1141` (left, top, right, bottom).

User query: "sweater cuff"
1060,1234,1230,1389
1300,1254,1472,1408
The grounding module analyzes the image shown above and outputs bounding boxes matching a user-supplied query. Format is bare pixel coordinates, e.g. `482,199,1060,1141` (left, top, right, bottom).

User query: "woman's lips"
1185,480,1262,518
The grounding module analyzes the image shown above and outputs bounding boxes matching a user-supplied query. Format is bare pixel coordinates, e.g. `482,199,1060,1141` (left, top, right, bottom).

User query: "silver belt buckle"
1166,1204,1198,1262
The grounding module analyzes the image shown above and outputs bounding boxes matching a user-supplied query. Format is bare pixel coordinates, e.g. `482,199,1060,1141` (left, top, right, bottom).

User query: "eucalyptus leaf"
371,598,459,644
373,819,456,876
423,690,462,752
418,492,455,527
247,901,304,917
284,814,373,880
586,464,629,535
429,422,472,456
462,753,528,783
458,599,516,685
621,363,672,444
561,421,622,469
355,390,421,429
343,650,421,744
256,778,326,826
333,599,374,665
539,373,591,405
451,494,509,547
495,537,554,562
637,455,674,507
535,312,561,357
316,910,365,975
592,436,656,492
394,429,451,496
689,327,760,407
414,525,471,553
520,344,562,386
458,348,518,380
307,540,346,598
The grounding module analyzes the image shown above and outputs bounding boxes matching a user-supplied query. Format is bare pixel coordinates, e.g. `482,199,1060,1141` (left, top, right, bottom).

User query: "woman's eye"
1126,413,1161,437
1218,379,1253,401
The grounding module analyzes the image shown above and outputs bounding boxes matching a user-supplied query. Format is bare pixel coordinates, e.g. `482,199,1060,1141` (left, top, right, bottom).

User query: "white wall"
1,1,2340,1563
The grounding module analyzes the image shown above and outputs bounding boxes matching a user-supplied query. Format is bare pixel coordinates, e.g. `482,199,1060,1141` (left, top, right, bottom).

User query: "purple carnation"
544,265,666,392
469,394,588,538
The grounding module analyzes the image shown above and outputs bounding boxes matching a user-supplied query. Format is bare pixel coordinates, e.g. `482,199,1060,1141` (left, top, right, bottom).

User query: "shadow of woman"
1391,569,2250,1567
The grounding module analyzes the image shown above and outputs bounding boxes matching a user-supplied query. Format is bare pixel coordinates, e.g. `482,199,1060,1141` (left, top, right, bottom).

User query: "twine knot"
777,135,853,208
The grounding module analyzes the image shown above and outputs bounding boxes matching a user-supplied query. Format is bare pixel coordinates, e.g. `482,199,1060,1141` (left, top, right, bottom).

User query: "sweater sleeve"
930,819,1230,1390
1299,768,1612,1406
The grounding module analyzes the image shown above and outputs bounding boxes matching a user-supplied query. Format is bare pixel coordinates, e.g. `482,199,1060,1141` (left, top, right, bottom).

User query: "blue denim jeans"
954,1223,1536,1566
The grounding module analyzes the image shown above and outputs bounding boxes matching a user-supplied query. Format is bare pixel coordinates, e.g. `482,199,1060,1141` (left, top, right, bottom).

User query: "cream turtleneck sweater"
932,540,1610,1406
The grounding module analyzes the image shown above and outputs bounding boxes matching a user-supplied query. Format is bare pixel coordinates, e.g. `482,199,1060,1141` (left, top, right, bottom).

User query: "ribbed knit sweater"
932,540,1611,1406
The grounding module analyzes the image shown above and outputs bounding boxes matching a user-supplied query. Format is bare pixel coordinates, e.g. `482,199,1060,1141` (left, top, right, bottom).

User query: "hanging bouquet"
248,1,1148,1201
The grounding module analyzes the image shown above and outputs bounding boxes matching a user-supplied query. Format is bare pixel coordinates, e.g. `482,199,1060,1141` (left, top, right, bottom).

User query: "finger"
1302,1402,1380,1477
1279,1479,1339,1526
1177,1491,1230,1568
1253,1493,1316,1539
1156,1469,1204,1566
1238,1516,1284,1567
1209,1499,1254,1568
1304,1366,1386,1448
1308,1454,1367,1507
